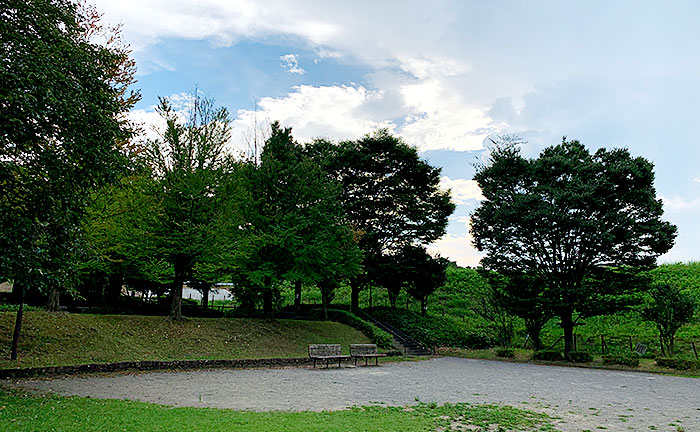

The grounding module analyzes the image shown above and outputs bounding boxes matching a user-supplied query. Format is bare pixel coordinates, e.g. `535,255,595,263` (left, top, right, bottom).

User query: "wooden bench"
308,344,351,368
350,344,387,366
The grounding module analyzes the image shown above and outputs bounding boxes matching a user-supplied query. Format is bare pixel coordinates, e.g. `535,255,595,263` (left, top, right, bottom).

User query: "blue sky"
95,0,700,266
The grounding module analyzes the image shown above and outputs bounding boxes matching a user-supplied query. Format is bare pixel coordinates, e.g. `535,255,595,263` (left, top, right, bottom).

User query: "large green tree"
311,130,454,310
144,95,233,319
238,123,360,316
471,139,677,352
403,246,449,316
1,0,139,359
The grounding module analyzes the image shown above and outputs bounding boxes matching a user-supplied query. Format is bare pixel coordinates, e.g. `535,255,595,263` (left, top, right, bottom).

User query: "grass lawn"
0,312,370,369
0,390,557,432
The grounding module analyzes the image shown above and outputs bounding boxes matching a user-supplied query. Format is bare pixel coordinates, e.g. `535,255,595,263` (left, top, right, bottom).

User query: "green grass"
0,390,557,432
0,312,370,369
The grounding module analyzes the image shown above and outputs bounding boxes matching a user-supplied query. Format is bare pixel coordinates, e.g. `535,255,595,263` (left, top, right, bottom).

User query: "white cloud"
439,176,484,205
231,85,394,147
280,54,305,75
661,195,700,212
694,177,700,183
428,234,482,268
228,80,492,152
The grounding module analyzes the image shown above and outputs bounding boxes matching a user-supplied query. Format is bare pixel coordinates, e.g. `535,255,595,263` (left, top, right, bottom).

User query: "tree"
642,284,695,357
486,272,551,350
311,131,454,310
144,94,233,320
237,123,361,316
403,246,449,316
1,0,139,359
471,139,677,353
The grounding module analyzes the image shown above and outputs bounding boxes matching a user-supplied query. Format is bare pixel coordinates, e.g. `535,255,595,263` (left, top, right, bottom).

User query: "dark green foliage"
142,95,235,319
642,284,695,356
310,131,454,309
487,271,550,350
402,246,449,316
1,0,138,295
371,307,492,350
655,357,699,370
471,138,677,353
495,348,514,358
565,351,593,363
238,124,361,317
601,352,640,367
532,350,564,361
308,309,394,349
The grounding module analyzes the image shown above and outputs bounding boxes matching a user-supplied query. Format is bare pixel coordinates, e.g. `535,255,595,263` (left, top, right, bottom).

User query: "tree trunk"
321,287,329,320
10,282,22,304
46,286,60,312
561,310,574,353
525,320,544,350
10,280,25,360
170,254,189,320
201,284,210,309
263,276,273,318
388,285,400,308
294,280,302,313
350,278,360,311
107,272,123,303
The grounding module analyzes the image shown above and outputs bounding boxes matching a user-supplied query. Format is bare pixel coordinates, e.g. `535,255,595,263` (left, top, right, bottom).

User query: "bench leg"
313,358,316,368
338,357,342,368
365,357,368,366
326,359,329,368
354,357,357,366
375,357,379,366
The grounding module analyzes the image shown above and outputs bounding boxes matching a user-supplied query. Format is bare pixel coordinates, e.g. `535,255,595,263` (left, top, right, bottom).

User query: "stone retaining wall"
0,357,314,379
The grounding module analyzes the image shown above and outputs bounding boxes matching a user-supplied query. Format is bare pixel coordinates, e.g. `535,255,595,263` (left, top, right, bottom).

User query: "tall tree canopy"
143,95,233,319
1,0,139,358
471,139,677,352
311,130,454,309
237,123,360,316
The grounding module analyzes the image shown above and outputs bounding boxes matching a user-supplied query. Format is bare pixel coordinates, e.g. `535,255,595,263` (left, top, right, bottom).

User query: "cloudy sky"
94,0,700,266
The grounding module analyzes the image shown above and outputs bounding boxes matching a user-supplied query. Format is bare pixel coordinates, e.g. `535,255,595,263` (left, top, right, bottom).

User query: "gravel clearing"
13,357,700,431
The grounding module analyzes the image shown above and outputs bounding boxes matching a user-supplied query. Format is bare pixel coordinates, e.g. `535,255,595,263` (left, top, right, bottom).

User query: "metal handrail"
359,310,431,353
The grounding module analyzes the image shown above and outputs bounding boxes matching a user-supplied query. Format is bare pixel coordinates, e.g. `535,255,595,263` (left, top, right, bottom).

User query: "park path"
14,357,700,431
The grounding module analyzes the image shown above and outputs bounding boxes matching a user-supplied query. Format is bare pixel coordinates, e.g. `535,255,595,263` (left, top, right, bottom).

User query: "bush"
565,351,593,363
308,309,394,349
655,357,699,370
369,307,492,350
532,350,564,361
602,352,640,367
495,348,514,358
0,303,42,312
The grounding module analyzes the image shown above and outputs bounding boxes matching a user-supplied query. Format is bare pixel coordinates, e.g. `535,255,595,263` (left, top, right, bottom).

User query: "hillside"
0,312,370,369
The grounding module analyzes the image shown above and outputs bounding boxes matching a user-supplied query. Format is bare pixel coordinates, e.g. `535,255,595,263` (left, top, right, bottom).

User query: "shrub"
602,352,640,367
495,348,514,358
369,307,492,350
532,350,564,361
308,309,394,349
565,351,593,363
655,357,699,370
0,303,42,312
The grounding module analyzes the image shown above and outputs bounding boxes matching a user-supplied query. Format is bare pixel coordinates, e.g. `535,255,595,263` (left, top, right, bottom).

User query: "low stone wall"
0,357,314,379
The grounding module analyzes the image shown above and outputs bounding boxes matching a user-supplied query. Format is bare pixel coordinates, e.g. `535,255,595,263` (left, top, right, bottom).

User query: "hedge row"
655,357,700,370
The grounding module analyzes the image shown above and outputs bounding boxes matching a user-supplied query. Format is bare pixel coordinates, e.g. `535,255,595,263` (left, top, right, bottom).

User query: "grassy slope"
0,312,370,369
0,390,556,432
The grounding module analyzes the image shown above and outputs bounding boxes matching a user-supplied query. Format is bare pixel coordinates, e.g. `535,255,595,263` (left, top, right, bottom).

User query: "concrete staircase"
359,311,433,356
